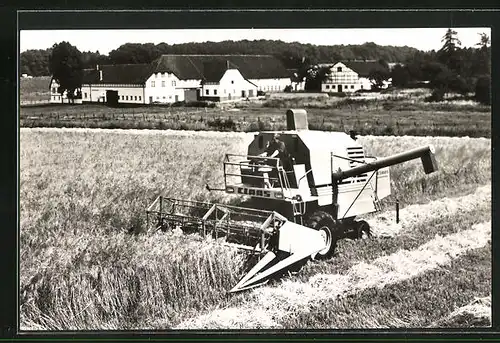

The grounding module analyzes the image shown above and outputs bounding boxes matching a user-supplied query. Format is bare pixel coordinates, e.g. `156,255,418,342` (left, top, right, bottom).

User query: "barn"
49,54,291,105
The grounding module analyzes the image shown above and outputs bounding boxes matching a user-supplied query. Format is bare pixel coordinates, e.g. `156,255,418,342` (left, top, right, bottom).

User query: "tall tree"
437,29,462,74
390,64,410,87
368,68,391,90
476,32,490,49
475,33,491,76
49,42,84,104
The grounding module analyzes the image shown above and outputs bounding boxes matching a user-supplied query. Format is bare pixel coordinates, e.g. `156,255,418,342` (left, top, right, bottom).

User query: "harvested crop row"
431,295,491,328
175,221,491,329
365,184,491,238
284,245,491,328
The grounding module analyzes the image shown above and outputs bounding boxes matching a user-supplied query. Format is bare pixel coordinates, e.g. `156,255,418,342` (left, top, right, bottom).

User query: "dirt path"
175,220,491,329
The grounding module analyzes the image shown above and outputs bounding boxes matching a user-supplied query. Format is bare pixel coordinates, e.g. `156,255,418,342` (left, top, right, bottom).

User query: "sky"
20,28,490,54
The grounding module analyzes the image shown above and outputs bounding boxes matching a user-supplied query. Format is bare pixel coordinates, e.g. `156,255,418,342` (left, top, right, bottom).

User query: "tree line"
21,39,422,77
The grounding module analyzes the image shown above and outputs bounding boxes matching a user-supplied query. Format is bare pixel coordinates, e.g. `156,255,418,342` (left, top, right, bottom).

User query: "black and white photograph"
18,10,492,332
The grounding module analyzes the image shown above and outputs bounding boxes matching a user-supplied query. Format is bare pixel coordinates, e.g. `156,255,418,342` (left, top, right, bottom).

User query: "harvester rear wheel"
306,211,340,260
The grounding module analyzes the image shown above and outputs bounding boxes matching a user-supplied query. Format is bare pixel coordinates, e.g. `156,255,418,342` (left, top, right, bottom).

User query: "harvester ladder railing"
291,200,304,224
224,154,282,188
366,171,383,212
277,165,291,192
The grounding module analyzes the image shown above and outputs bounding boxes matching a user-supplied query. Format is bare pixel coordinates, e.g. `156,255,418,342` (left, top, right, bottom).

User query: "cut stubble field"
19,128,491,330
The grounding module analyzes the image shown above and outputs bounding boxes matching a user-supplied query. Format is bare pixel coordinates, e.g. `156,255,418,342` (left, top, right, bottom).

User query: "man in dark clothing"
259,133,288,188
262,133,287,164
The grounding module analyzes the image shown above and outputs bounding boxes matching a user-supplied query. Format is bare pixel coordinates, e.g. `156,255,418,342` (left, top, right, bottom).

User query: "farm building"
320,60,391,93
49,78,83,104
49,54,291,105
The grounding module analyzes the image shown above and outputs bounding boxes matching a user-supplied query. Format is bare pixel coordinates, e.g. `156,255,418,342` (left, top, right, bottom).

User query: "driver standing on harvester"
259,133,288,188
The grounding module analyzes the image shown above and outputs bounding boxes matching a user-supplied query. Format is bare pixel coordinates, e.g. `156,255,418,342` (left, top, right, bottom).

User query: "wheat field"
19,128,491,330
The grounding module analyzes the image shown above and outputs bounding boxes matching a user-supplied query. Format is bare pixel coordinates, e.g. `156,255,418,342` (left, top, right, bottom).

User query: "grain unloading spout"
332,145,439,181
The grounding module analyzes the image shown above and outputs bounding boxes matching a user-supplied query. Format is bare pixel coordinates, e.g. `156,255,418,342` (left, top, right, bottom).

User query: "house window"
172,81,176,86
156,96,159,99
214,89,217,95
206,89,209,95
231,80,234,84
151,81,155,87
162,81,165,87
84,92,87,99
126,96,129,100
169,95,172,99
351,85,354,89
52,87,57,93
138,96,141,101
361,85,364,89
134,96,137,100
325,85,330,89
224,89,226,94
163,96,166,99
337,67,342,72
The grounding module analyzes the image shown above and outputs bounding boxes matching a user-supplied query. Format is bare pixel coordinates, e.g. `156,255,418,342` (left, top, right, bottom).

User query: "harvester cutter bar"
146,196,279,250
146,196,330,293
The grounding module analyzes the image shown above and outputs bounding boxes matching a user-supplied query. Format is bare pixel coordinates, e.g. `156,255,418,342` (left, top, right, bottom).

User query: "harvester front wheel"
306,211,340,260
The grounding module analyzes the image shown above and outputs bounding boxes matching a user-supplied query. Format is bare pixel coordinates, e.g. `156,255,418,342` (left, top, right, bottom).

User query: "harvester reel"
306,211,340,260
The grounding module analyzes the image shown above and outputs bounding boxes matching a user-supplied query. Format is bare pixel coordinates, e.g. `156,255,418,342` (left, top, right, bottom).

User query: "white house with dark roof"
50,54,291,105
199,60,258,101
320,60,391,93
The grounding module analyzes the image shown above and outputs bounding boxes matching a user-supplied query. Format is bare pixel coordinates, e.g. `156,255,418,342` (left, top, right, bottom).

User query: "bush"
448,76,471,96
328,92,347,98
206,117,237,131
475,76,491,105
425,89,446,102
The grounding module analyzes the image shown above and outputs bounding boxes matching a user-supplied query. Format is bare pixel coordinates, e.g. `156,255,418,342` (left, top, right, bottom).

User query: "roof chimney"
96,64,99,70
99,70,103,81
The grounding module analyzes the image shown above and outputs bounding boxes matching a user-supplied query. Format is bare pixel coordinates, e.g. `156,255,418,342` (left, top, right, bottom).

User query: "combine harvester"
146,109,438,292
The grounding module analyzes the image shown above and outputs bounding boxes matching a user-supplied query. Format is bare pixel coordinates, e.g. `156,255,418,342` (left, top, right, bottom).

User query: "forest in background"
20,40,423,77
